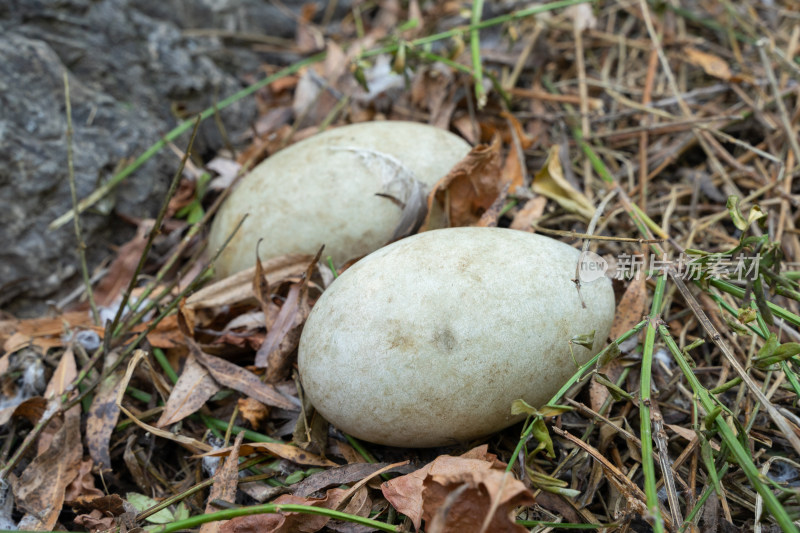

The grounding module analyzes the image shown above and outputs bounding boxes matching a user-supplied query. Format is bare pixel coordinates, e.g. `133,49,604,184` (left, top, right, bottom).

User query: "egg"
298,227,616,447
208,121,471,278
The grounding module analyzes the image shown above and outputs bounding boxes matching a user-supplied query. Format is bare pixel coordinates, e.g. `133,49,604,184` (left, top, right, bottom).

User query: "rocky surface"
0,0,346,316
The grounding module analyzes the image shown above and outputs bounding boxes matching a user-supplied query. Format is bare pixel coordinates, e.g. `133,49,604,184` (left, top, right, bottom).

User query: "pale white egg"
298,227,616,447
208,121,471,278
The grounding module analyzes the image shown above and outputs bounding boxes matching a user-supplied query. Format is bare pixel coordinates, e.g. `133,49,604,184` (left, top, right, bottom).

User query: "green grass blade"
660,326,799,532
640,273,666,531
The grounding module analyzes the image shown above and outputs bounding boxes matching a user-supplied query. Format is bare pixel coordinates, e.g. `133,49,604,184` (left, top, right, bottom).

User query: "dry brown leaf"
340,485,371,518
269,75,299,95
238,397,269,429
424,137,504,228
609,274,647,340
3,311,102,354
331,439,368,465
220,487,350,533
201,432,246,533
510,197,547,232
379,443,501,524
142,313,184,349
452,115,480,145
0,396,47,426
532,145,595,220
64,459,104,502
25,312,97,337
0,348,10,374
667,424,720,451
257,251,318,381
189,340,296,410
12,407,82,530
476,182,509,227
35,401,61,455
3,331,50,354
156,351,220,427
381,445,531,532
94,220,153,306
306,460,410,519
197,441,336,467
458,444,504,464
293,462,415,498
73,510,116,532
253,252,272,314
86,352,125,471
421,459,534,533
185,254,312,316
380,465,428,529
46,346,77,398
123,434,150,492
684,47,732,81
255,283,301,372
293,43,345,125
534,491,583,524
410,63,455,129
68,493,127,516
500,111,535,150
500,142,525,194
589,376,610,414
116,350,212,453
167,177,197,217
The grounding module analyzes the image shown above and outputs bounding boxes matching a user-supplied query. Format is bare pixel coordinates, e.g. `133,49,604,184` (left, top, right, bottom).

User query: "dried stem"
63,71,100,324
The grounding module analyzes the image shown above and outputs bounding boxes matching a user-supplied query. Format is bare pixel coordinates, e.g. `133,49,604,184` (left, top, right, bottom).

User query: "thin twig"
108,116,203,338
63,71,100,325
756,39,800,172
651,406,684,526
638,48,658,209
573,9,592,200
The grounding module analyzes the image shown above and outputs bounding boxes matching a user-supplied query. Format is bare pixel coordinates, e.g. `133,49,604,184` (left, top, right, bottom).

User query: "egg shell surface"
298,227,616,447
208,121,471,278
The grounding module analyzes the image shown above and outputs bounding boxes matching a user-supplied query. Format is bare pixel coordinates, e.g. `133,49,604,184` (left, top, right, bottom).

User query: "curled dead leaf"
424,137,504,228
200,432,246,533
238,397,269,429
510,196,547,232
156,352,220,428
12,407,82,530
185,254,313,314
532,145,595,220
188,340,296,411
86,352,125,471
684,47,732,81
381,445,533,532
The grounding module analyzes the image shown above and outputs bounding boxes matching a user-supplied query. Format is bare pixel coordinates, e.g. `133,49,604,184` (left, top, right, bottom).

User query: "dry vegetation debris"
2,0,800,531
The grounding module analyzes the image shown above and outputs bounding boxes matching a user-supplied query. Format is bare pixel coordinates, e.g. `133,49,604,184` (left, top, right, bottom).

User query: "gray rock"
0,0,298,316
